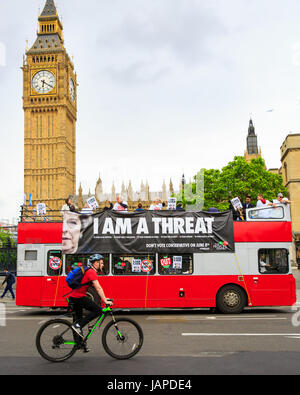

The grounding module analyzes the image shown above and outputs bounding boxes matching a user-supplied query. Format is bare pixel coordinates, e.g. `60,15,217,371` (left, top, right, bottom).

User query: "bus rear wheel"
216,285,247,314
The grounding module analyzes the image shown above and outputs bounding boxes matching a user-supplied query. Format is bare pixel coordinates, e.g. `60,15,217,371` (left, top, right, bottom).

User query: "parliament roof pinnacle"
40,0,57,17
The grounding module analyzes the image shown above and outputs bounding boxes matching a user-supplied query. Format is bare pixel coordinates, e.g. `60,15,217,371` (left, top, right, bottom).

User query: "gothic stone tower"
244,119,262,162
22,0,77,211
280,134,300,234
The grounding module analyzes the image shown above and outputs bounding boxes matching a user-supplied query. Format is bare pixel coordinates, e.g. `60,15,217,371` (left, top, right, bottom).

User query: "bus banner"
62,210,235,255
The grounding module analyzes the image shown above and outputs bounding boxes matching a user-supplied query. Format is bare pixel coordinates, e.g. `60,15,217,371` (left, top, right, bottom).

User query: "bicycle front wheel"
36,319,78,362
102,318,143,360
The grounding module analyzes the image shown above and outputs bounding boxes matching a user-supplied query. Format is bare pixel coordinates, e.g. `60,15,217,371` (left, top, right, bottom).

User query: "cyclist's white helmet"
88,254,104,266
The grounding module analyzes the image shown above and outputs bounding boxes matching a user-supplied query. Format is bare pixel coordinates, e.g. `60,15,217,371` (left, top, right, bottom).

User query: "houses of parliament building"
23,1,300,264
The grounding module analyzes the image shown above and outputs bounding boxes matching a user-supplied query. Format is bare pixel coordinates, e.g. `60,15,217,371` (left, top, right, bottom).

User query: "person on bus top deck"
256,194,270,208
176,202,185,211
269,193,291,207
243,195,254,210
242,195,254,219
228,200,241,221
69,254,112,340
80,202,93,215
135,203,145,212
149,198,163,211
113,195,128,212
61,197,76,215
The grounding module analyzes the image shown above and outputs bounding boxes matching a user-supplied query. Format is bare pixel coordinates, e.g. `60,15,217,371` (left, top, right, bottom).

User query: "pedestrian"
1,269,16,300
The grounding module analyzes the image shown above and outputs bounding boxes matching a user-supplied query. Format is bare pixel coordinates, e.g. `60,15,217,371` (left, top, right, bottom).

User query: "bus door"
251,248,294,306
155,254,194,308
41,247,65,307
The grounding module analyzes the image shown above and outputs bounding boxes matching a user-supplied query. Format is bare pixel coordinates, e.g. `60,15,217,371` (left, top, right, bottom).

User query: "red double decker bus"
16,204,296,313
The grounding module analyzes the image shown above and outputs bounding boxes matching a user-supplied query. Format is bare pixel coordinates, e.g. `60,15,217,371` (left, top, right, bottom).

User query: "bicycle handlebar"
105,298,114,307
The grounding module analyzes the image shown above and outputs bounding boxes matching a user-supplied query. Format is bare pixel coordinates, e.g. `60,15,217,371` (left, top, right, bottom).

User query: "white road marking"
182,333,300,337
147,315,287,321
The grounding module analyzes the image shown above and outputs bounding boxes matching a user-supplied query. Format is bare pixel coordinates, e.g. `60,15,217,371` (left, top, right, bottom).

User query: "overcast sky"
1,0,300,222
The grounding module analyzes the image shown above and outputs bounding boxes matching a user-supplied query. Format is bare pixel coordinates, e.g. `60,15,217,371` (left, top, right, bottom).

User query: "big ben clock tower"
22,0,77,212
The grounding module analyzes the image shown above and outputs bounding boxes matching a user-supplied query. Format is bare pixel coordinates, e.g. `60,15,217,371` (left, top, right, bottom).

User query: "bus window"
65,254,109,275
249,207,284,220
112,255,155,276
47,250,63,276
158,254,193,275
25,250,37,261
258,249,289,274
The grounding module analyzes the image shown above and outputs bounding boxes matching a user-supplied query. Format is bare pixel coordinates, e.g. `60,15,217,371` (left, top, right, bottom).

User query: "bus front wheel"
216,285,247,314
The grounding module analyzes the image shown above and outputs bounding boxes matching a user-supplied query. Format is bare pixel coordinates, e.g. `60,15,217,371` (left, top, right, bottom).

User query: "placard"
168,197,177,210
37,203,46,216
87,196,99,210
160,257,172,268
132,259,142,273
231,197,242,211
173,256,182,269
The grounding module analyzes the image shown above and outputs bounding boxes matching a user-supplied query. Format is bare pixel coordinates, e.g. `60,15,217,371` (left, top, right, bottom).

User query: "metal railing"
20,205,64,223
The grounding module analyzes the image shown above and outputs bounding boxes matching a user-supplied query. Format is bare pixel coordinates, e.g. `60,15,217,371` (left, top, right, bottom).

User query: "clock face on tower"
69,78,75,102
32,70,56,94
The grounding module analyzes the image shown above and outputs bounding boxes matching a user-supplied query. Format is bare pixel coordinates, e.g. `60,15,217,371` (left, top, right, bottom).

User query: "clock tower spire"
244,119,262,162
22,0,77,213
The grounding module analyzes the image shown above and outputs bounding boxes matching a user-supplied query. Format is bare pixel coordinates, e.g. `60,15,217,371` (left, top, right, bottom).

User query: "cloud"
104,59,171,84
97,0,226,83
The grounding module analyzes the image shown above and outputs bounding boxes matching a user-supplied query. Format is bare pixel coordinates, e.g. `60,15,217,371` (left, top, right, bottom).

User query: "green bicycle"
35,300,143,362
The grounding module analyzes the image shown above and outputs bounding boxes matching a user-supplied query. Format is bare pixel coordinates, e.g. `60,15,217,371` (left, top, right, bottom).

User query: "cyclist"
69,254,112,339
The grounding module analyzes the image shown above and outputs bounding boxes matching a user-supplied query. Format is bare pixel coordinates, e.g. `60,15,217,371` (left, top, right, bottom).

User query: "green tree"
0,228,15,248
203,156,287,211
179,156,287,211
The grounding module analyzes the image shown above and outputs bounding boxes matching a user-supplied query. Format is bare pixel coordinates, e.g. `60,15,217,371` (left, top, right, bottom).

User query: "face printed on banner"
62,211,81,254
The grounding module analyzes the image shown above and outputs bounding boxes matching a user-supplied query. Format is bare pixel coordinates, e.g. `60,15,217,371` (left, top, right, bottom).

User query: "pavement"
0,284,16,306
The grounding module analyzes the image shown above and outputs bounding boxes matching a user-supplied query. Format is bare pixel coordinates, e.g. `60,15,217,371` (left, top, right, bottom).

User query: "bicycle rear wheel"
102,318,143,360
36,319,78,362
